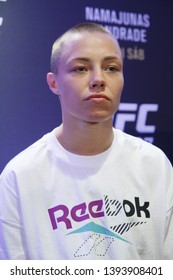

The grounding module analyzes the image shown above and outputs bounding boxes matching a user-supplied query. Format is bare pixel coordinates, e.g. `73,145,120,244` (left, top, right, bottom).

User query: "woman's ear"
46,72,60,95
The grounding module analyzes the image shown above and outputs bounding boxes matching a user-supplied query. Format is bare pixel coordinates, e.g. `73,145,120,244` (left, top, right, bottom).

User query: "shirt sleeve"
164,207,173,259
163,158,173,259
0,167,28,260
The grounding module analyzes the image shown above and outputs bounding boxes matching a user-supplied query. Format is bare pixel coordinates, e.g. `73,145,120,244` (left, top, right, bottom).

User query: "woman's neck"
55,121,114,155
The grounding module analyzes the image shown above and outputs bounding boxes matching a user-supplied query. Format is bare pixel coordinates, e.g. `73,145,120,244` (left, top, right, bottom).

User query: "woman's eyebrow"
103,56,121,61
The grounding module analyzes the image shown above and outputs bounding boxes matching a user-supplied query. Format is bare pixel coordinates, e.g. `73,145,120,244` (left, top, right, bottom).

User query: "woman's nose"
89,70,106,91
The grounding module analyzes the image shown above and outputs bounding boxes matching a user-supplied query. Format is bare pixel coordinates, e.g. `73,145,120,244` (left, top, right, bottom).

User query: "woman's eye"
107,66,117,72
73,67,87,72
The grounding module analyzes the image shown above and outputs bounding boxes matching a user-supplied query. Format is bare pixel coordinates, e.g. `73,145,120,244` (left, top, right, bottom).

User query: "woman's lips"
85,94,110,101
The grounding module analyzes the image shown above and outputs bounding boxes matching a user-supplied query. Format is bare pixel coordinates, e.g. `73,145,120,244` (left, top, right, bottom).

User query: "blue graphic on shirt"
67,221,131,244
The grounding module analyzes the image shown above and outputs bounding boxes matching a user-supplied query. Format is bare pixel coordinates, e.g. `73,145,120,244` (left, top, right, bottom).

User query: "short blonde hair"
50,22,114,74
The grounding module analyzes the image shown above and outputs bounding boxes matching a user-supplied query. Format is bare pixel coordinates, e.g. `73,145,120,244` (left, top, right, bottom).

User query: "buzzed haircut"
50,22,113,74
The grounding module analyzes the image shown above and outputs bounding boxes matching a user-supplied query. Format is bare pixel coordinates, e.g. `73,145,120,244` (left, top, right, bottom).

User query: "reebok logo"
48,195,150,231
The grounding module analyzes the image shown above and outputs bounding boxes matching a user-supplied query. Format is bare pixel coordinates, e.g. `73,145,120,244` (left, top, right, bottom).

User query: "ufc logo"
113,103,159,143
